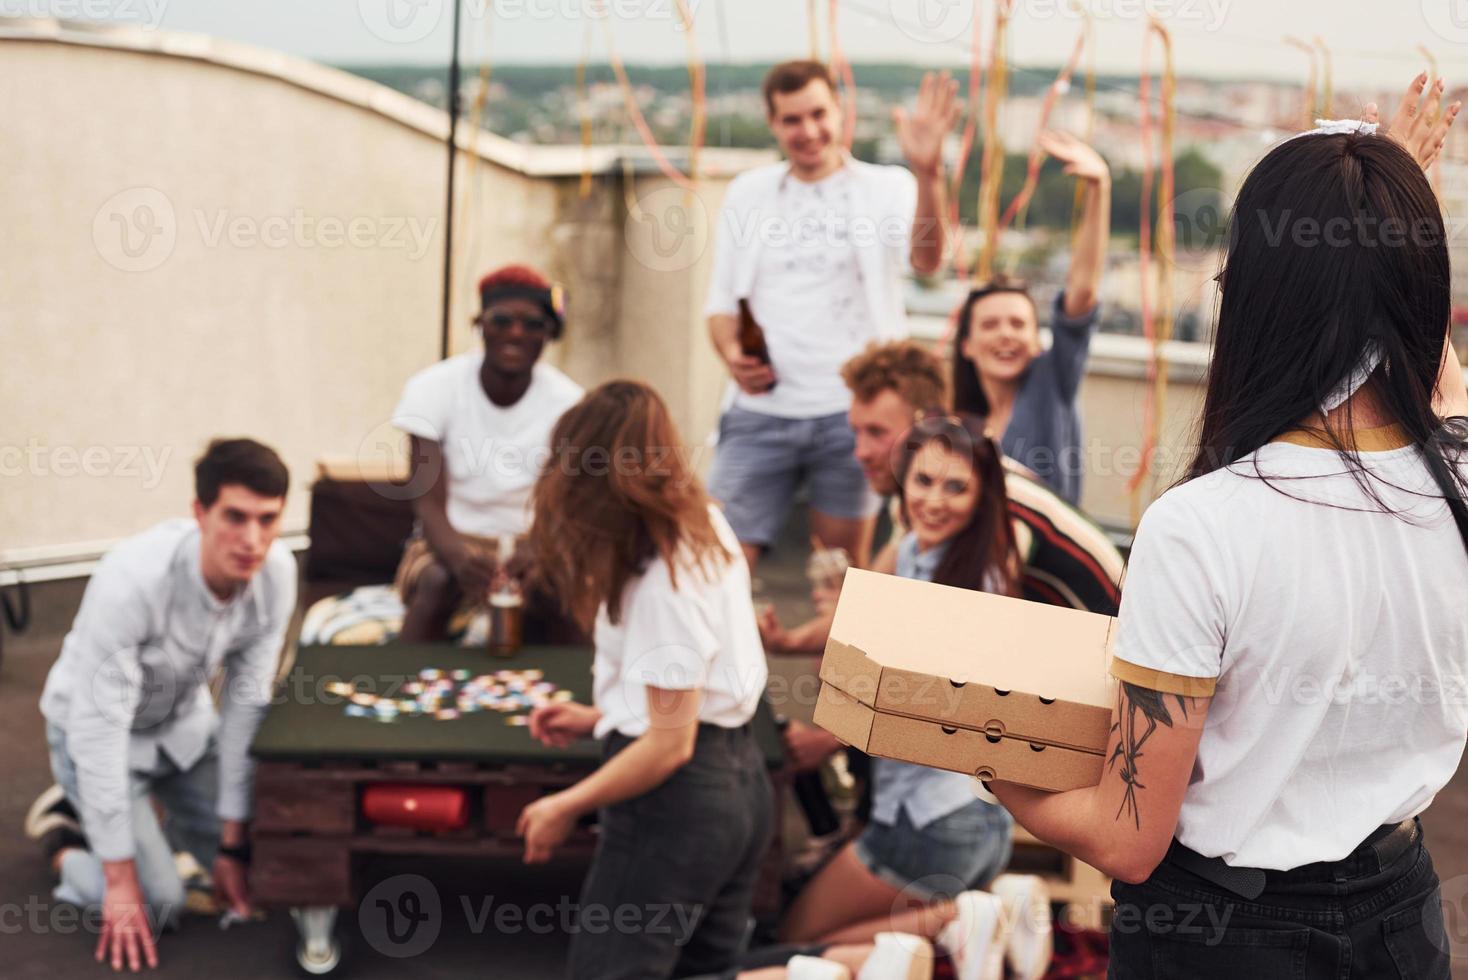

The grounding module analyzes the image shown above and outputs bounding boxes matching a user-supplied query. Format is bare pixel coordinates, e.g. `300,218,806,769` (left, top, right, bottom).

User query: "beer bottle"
737,298,775,392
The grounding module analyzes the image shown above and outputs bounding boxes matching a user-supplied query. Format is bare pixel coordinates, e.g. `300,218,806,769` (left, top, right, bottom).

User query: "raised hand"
1365,72,1462,170
894,71,961,178
1038,130,1110,184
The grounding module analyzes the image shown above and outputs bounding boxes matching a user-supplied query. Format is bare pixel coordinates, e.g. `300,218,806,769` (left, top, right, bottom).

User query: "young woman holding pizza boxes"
781,412,1055,980
990,75,1468,978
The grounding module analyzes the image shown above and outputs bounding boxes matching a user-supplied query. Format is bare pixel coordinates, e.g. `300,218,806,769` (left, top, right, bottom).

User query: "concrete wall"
0,22,759,565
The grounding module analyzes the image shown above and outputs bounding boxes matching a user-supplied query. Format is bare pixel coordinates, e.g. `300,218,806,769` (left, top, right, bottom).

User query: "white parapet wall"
0,18,769,572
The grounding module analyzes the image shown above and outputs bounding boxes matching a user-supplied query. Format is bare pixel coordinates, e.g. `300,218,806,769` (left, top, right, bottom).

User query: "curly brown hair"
528,380,731,630
841,340,951,412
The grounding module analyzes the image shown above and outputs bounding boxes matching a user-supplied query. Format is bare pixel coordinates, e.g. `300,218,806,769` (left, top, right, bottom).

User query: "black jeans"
565,724,774,980
1108,821,1449,979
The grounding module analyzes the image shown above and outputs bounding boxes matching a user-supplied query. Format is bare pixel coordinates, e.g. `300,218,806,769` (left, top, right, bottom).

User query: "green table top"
252,644,784,769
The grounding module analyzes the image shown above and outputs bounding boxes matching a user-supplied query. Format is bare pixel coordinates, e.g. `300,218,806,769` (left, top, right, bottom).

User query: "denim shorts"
853,800,1014,901
707,405,881,547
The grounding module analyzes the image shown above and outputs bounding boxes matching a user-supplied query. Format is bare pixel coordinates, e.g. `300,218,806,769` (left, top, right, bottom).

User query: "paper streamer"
994,27,1088,243
1070,5,1096,237
1284,36,1318,131
678,0,707,183
1126,16,1177,521
577,20,594,197
599,0,703,190
948,7,986,280
454,13,497,324
828,0,857,151
1314,36,1333,117
975,0,1014,283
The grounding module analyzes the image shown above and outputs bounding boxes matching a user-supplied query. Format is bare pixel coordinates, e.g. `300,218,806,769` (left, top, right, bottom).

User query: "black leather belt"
1166,818,1420,901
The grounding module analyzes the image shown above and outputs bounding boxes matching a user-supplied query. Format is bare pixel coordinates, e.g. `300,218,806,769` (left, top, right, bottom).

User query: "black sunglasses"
475,312,554,335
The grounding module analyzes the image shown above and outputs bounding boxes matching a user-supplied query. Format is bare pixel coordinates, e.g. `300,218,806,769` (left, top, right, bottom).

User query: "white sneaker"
786,954,853,980
856,931,934,980
990,874,1054,980
937,891,1007,980
24,784,81,840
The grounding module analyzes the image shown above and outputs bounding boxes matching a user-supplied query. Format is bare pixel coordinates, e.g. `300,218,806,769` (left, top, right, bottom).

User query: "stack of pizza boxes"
814,569,1116,792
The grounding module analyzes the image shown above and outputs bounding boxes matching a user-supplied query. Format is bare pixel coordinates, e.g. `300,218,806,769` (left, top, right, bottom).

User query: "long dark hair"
951,276,1039,416
1189,131,1468,551
894,412,1020,596
529,381,731,629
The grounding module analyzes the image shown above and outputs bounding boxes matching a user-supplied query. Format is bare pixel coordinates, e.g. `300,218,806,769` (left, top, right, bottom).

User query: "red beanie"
477,264,565,335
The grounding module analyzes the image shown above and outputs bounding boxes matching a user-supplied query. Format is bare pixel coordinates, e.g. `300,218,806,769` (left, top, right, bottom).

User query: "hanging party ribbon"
994,26,1088,243
948,6,986,280
677,0,707,183
577,19,595,197
1126,16,1177,522
975,0,1014,283
827,0,857,151
1314,36,1333,117
1070,3,1096,237
1284,36,1318,131
454,12,497,315
599,0,703,190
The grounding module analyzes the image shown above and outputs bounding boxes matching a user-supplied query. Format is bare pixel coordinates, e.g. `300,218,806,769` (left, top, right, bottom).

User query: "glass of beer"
488,534,525,656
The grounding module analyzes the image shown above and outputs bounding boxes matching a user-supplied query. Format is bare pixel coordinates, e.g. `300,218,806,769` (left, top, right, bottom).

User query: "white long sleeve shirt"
39,519,296,861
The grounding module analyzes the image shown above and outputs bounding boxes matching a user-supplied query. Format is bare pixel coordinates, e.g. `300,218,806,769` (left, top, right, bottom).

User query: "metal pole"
440,0,464,360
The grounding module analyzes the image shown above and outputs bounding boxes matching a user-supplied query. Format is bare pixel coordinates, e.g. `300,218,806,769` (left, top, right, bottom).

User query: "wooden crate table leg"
484,784,544,836
252,837,354,908
253,764,356,836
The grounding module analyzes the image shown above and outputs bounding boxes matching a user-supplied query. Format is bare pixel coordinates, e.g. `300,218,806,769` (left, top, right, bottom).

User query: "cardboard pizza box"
816,568,1116,756
813,684,1105,792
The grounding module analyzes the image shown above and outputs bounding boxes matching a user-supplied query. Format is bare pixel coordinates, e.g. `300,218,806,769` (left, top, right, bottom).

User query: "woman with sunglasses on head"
392,263,584,642
952,132,1111,504
516,380,773,980
989,76,1467,978
781,414,1051,980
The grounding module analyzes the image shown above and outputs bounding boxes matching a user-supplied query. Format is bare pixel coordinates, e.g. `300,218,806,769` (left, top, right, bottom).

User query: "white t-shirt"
1112,428,1468,870
735,168,875,418
392,353,583,539
704,160,915,420
591,506,768,739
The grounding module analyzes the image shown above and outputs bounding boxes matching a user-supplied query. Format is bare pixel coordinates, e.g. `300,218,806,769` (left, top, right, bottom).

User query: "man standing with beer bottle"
705,62,957,570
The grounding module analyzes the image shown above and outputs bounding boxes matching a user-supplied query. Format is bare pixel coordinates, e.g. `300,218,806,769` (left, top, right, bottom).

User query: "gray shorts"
707,405,880,547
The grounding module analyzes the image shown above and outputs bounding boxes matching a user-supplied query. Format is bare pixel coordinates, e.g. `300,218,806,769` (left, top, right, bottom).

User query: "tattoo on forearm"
1108,682,1190,830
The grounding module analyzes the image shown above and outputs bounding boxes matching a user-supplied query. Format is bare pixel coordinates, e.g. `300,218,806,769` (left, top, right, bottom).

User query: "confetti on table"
328,668,571,723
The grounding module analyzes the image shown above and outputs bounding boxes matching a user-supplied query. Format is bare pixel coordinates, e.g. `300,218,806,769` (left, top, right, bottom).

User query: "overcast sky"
33,0,1468,86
